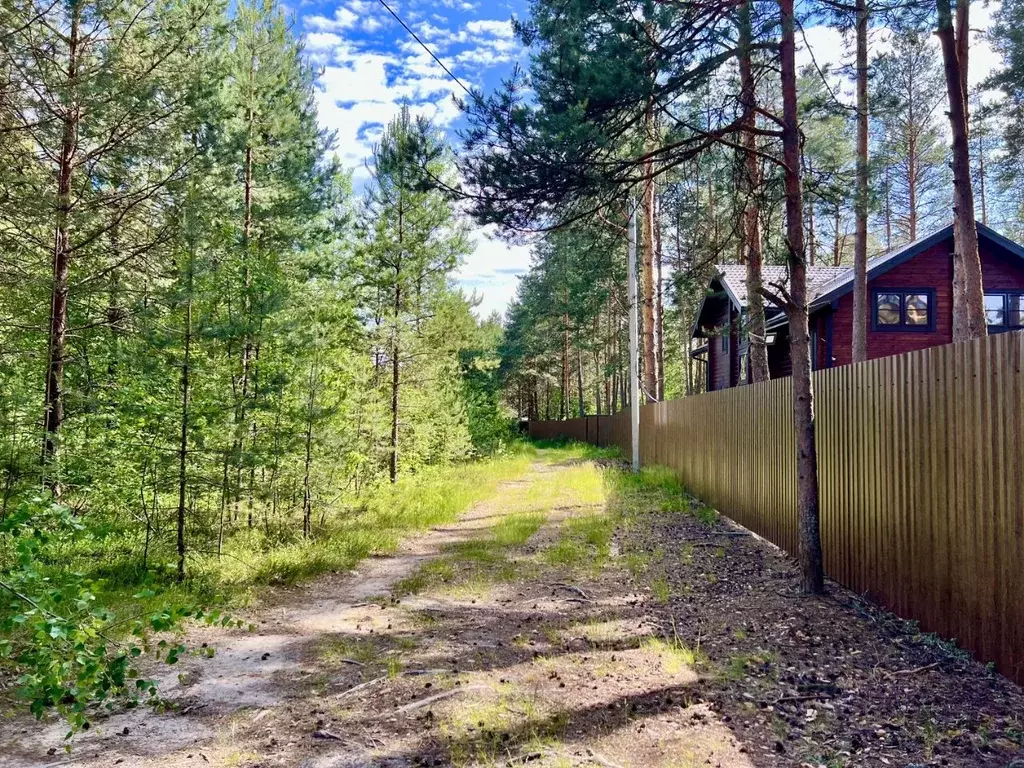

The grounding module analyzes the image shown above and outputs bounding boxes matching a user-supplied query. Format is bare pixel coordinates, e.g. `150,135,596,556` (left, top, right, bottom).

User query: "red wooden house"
692,223,1024,391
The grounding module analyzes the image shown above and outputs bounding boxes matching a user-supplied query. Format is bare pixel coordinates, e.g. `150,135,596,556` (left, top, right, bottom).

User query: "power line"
375,0,472,96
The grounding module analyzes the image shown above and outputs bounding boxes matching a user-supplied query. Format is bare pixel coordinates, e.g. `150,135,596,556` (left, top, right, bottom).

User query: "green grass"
643,637,708,675
530,438,621,464
441,689,568,766
544,512,616,569
651,574,671,603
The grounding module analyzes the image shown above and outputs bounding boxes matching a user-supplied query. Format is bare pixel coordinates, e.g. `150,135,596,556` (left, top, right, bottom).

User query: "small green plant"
680,542,694,565
643,637,706,674
651,575,671,604
694,505,718,526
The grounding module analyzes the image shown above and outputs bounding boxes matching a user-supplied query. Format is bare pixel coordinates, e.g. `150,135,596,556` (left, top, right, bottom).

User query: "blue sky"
297,0,533,319
298,0,1002,320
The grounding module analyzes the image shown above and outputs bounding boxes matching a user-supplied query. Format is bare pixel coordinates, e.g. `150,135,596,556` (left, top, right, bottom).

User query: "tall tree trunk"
655,195,663,399
302,356,317,537
576,340,585,417
937,0,987,340
42,4,81,495
780,0,825,594
176,259,193,583
908,98,918,240
884,164,892,249
852,0,869,363
833,206,841,266
739,0,769,384
807,192,816,264
641,111,658,403
390,282,401,482
561,314,570,419
978,135,987,225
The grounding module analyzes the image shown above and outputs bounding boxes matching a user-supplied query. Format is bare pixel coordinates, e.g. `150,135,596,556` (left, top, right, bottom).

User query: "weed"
680,542,694,565
651,575,671,604
643,637,707,674
385,654,404,678
393,559,456,596
623,551,650,577
318,636,379,666
722,651,777,681
442,690,568,765
694,505,718,526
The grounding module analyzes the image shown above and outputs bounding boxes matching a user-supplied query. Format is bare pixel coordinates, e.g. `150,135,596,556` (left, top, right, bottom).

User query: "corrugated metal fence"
528,331,1024,685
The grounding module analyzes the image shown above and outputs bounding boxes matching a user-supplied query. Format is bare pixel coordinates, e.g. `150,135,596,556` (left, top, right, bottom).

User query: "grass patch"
643,637,707,675
393,559,458,596
544,513,615,570
721,651,777,681
442,690,568,766
531,439,621,464
651,575,672,603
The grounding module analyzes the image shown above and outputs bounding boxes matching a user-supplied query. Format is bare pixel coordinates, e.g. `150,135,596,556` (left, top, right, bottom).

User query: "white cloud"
304,4,527,319
464,19,513,38
305,31,343,51
306,6,358,31
797,9,1003,104
458,227,533,319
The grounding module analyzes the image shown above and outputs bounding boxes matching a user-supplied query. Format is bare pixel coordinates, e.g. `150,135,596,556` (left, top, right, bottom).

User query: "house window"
984,293,1024,328
872,289,934,331
721,334,728,352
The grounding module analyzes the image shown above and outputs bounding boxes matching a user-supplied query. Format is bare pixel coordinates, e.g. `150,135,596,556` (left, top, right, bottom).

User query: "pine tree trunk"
908,97,918,240
302,357,316,537
884,165,892,249
740,0,769,385
833,206,841,266
852,0,869,363
978,136,987,225
641,129,658,403
390,282,401,483
176,266,192,583
655,196,665,400
576,340,585,417
561,314,570,419
937,0,987,341
780,0,825,594
42,4,81,495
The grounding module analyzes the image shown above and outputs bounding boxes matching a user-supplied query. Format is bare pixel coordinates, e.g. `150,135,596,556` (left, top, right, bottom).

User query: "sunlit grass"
544,513,615,569
442,689,568,766
643,637,708,675
210,452,539,589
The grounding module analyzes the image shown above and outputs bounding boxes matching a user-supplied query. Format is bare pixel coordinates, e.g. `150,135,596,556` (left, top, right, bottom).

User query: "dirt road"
2,450,1022,767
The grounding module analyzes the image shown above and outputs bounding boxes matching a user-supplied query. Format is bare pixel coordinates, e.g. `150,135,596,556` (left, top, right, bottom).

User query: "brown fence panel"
526,332,1024,684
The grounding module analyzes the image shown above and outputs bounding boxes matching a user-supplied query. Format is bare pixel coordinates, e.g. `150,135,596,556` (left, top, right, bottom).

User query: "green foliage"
0,498,244,736
0,0,509,733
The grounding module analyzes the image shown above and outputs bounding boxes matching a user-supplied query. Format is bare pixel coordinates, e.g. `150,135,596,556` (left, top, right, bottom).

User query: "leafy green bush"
0,497,244,738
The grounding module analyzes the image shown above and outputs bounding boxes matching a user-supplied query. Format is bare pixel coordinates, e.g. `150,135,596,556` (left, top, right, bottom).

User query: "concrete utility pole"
627,201,641,473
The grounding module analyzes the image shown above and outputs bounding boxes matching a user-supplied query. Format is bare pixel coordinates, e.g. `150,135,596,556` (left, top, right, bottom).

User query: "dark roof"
810,222,1024,308
715,264,849,308
692,223,1024,338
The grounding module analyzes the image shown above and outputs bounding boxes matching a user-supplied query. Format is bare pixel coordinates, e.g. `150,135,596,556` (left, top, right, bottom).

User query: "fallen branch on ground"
395,684,490,713
882,661,942,678
552,583,591,600
335,676,385,699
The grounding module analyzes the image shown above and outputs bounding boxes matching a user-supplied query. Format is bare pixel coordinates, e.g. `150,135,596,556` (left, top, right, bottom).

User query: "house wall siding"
826,237,1024,367
706,298,732,391
768,333,791,379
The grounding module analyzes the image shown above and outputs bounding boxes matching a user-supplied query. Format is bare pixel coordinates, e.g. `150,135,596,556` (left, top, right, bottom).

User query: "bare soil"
1,453,1022,768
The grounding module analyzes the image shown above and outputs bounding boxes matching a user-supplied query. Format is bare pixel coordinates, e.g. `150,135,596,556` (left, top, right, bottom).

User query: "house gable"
824,226,1024,367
